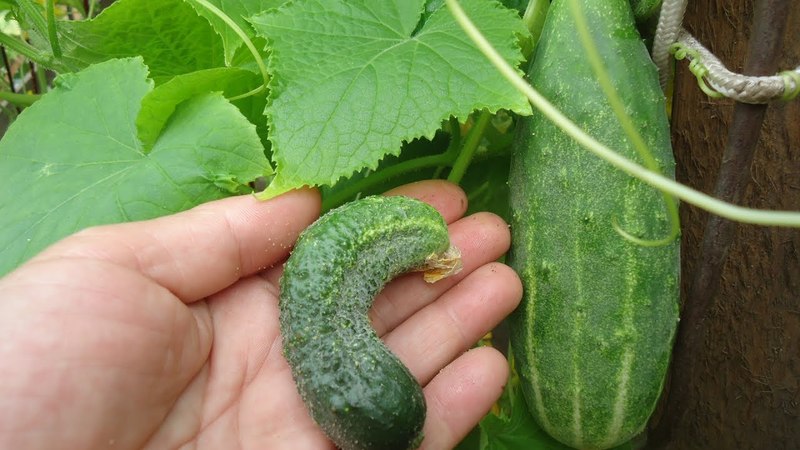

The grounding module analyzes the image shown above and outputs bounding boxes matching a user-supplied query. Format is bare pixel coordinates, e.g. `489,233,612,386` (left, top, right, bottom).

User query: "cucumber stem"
0,33,49,67
323,118,464,211
0,91,41,106
447,109,491,185
444,0,800,228
321,151,455,211
521,0,549,56
45,0,62,59
17,1,48,41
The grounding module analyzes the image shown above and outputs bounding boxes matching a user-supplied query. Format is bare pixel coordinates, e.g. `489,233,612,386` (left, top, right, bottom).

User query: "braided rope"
651,0,688,88
672,29,800,103
650,0,800,103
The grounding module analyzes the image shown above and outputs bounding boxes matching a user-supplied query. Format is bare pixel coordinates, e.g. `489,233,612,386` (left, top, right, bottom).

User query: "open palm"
0,181,521,450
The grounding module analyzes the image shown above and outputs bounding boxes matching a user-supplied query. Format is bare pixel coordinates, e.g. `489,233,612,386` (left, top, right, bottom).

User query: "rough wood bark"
650,0,800,447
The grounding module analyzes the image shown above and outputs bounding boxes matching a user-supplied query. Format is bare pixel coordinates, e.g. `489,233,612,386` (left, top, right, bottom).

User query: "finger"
382,180,468,224
420,347,509,450
35,189,321,302
384,262,521,385
370,212,512,336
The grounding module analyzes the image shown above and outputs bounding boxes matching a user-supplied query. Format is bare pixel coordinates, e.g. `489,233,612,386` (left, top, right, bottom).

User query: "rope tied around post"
652,0,800,103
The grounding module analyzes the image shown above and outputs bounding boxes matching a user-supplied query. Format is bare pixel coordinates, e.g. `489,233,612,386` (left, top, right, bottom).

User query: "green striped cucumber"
507,1,680,449
279,195,460,450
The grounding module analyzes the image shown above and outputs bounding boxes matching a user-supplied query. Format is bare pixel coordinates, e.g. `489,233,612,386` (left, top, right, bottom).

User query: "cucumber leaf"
53,0,225,82
0,58,270,276
187,0,287,64
136,67,262,150
250,0,531,197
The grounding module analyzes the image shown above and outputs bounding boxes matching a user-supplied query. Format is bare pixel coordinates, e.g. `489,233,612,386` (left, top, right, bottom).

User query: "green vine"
0,31,49,66
568,0,680,246
45,0,62,59
445,0,800,228
447,109,492,184
0,91,41,106
521,0,549,56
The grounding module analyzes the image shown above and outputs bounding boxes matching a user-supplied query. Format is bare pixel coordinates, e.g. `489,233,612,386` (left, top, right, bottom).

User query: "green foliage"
55,0,225,81
250,0,530,197
187,0,286,63
0,58,270,275
0,3,685,447
136,67,261,150
0,0,530,276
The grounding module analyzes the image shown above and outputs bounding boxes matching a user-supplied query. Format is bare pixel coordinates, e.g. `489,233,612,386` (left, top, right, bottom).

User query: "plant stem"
87,0,97,18
447,109,491,184
0,90,41,106
45,0,62,58
1,45,20,114
433,117,461,178
445,0,800,227
321,151,456,211
190,0,270,95
1,46,15,93
33,63,48,94
569,0,679,246
522,0,549,45
27,60,38,93
0,33,48,66
17,1,48,40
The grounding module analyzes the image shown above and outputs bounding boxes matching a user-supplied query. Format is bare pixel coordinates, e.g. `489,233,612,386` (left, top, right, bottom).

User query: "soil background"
653,0,800,448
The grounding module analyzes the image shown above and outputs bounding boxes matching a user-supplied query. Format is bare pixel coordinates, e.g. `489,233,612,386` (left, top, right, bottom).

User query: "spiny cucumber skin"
507,1,679,449
279,195,451,450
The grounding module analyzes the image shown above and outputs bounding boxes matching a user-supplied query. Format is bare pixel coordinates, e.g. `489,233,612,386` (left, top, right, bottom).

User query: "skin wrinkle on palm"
0,181,522,450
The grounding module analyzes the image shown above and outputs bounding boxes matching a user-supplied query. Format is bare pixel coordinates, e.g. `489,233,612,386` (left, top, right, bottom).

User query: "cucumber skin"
279,195,451,450
507,1,679,449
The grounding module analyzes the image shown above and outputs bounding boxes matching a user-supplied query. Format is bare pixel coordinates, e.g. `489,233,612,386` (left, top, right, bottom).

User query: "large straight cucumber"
507,0,680,449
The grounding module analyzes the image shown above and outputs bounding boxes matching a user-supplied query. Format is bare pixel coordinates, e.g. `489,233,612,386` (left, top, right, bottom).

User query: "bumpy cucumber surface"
279,195,457,450
508,1,680,449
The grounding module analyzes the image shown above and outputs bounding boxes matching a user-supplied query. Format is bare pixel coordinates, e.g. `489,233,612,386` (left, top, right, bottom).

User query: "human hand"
0,180,522,450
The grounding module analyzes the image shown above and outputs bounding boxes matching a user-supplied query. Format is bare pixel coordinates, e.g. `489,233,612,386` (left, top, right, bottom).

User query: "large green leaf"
251,0,531,197
0,58,270,276
54,0,225,82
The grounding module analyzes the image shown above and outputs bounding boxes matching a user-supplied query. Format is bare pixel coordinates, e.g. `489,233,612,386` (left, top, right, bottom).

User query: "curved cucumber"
279,195,460,450
508,0,680,449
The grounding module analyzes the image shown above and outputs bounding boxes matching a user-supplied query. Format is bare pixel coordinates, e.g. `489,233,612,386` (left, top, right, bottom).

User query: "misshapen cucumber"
507,0,680,449
279,195,460,450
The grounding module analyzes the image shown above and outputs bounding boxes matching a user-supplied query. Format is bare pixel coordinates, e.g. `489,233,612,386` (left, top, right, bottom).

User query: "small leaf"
251,0,531,197
136,67,262,150
0,58,270,276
